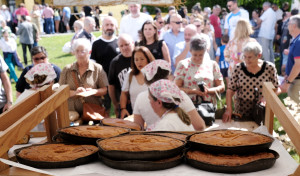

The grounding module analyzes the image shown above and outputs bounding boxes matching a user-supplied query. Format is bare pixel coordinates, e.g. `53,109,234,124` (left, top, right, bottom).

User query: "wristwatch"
285,79,293,84
7,101,12,105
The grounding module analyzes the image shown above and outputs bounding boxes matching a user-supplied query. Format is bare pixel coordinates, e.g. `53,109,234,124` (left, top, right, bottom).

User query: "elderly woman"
59,38,108,116
174,35,225,105
16,46,61,97
222,42,280,122
224,19,257,77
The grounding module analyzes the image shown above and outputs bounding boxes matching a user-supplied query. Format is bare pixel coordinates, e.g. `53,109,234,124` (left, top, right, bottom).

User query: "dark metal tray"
57,125,130,145
186,149,279,173
187,130,274,154
15,143,98,169
97,134,186,161
146,131,189,141
99,153,183,171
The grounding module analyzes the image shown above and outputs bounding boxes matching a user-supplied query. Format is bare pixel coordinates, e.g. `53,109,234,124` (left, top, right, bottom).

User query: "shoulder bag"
72,72,105,122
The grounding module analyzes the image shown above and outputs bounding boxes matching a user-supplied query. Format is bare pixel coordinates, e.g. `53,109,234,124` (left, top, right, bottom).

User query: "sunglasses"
33,56,46,61
196,25,201,28
158,21,164,24
172,21,182,24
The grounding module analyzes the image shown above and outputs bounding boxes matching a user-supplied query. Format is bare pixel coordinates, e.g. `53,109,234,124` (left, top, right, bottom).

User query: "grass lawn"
11,32,299,163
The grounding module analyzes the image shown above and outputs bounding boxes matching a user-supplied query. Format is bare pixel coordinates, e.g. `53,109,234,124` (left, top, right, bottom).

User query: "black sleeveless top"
136,40,164,60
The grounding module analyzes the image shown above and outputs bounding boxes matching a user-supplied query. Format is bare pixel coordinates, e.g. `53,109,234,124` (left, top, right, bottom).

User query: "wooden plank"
0,153,9,172
40,86,57,142
0,85,70,157
263,82,300,154
53,0,177,6
0,92,41,131
29,132,46,137
56,100,70,129
0,167,50,176
265,104,274,134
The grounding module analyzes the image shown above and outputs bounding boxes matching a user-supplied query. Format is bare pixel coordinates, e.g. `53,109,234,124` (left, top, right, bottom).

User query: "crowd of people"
0,1,299,132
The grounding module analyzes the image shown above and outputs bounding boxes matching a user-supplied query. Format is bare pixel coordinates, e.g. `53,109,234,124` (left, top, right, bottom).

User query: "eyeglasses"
75,50,88,54
172,21,182,24
33,56,46,61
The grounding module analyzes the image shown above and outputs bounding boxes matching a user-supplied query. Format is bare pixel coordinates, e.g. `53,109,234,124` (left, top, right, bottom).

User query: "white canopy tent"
53,0,183,6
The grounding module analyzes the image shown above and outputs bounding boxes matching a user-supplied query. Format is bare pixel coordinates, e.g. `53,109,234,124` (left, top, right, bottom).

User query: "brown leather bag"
82,103,105,121
72,72,105,122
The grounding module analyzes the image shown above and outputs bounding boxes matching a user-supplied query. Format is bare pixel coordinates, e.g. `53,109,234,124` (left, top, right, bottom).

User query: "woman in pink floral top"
224,19,257,77
175,35,225,105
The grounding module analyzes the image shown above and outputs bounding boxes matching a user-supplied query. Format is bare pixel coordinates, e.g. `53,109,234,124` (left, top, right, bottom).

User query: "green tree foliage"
144,0,292,17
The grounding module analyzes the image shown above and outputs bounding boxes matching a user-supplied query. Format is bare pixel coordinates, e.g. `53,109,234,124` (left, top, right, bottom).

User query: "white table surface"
5,126,299,176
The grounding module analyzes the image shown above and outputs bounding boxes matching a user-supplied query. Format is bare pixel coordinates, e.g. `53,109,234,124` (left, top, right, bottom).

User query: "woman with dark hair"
136,20,170,62
119,46,155,119
16,46,61,97
149,79,195,131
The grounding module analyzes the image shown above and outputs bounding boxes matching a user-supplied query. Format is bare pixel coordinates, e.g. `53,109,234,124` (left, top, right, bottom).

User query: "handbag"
72,72,105,122
215,91,226,119
252,88,266,125
194,96,216,126
82,103,105,121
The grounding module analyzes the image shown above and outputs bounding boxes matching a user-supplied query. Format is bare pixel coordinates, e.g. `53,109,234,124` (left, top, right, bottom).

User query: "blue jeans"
258,37,275,63
4,54,18,82
44,18,54,34
215,37,221,47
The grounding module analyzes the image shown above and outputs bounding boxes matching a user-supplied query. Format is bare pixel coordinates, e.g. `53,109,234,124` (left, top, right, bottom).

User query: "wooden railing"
263,82,300,176
0,85,70,173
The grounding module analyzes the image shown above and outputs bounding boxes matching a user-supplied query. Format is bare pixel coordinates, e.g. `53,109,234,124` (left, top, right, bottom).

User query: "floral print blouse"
174,57,223,104
224,38,254,77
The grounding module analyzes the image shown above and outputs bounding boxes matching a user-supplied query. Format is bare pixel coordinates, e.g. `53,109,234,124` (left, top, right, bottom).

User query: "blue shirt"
163,29,184,73
216,45,229,69
63,7,71,18
173,41,191,65
286,34,300,77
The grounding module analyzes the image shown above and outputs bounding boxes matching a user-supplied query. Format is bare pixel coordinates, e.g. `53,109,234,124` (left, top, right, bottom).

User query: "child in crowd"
215,34,229,87
0,29,20,82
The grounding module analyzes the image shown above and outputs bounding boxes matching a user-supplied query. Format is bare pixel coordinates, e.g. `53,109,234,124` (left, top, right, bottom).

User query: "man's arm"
280,59,300,92
1,72,12,111
175,42,190,67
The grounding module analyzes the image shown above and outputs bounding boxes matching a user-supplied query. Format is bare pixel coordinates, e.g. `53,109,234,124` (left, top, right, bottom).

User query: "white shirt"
133,90,195,131
258,8,277,40
275,8,283,21
153,113,195,131
224,9,249,40
120,13,153,41
0,10,11,21
122,70,148,109
0,38,17,52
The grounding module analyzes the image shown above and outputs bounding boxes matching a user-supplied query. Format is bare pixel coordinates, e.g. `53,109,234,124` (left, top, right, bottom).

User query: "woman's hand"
120,109,130,119
76,87,86,93
222,108,232,123
195,86,209,97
